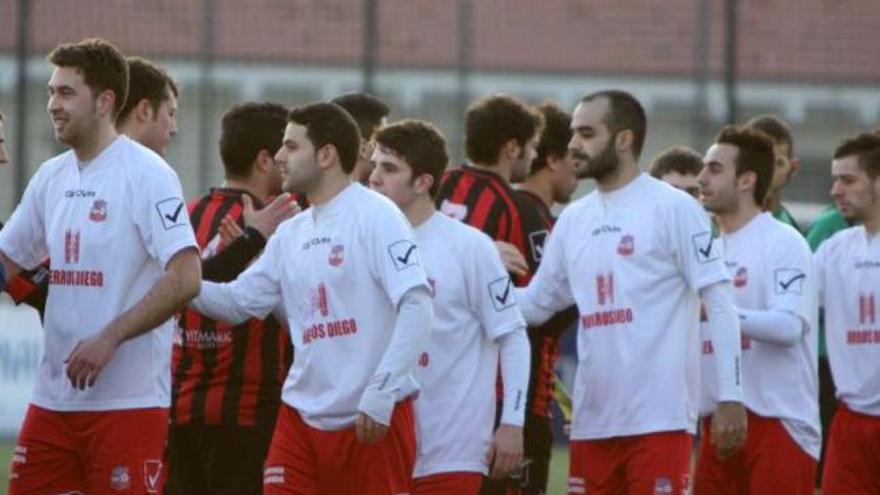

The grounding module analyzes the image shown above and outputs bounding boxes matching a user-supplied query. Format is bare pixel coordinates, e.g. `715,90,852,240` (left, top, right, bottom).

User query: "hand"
242,193,300,239
494,241,528,277
355,412,389,444
64,327,123,390
711,401,747,459
485,424,523,480
218,215,245,246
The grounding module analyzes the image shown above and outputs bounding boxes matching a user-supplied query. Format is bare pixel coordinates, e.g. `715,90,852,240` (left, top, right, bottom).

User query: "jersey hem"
570,420,695,440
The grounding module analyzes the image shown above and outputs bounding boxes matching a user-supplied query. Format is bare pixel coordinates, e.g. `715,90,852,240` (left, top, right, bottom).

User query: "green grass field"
0,440,568,495
0,441,13,495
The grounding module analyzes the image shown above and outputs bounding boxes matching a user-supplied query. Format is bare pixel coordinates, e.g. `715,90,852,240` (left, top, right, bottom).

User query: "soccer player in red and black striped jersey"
166,103,297,495
435,94,551,495
513,101,581,495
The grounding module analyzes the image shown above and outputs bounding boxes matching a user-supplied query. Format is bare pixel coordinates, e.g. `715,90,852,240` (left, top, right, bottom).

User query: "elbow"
168,249,203,303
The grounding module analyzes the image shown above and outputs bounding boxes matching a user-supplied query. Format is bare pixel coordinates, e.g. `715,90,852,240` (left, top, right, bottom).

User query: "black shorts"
164,420,276,495
480,413,554,495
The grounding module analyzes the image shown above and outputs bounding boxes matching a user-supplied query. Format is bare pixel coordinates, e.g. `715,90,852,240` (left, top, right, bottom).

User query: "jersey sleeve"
767,233,816,326
366,204,430,307
670,196,730,291
520,211,575,315
0,164,50,269
191,229,284,322
465,230,527,341
134,162,199,268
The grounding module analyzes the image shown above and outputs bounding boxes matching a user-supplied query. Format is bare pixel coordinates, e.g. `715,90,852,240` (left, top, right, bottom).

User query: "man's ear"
614,129,635,154
502,138,521,161
254,149,273,173
789,157,801,180
134,99,154,123
317,144,339,170
413,173,434,195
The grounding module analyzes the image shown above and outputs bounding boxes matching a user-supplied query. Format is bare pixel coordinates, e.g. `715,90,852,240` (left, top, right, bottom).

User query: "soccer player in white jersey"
187,102,433,495
512,90,747,495
815,132,880,495
368,119,532,494
695,125,819,494
0,38,201,495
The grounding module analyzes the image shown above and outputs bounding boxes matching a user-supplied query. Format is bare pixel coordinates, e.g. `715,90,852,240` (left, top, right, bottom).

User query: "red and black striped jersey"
435,166,547,287
515,189,578,418
172,188,292,426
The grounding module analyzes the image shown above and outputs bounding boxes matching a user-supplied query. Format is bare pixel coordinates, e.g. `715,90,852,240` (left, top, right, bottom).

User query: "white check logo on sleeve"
155,197,187,230
775,269,806,295
692,231,720,264
388,240,419,271
488,275,515,312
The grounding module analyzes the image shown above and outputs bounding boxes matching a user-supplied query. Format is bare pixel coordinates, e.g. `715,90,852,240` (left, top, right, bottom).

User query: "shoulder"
31,150,74,185
768,218,812,257
822,226,859,251
116,137,180,183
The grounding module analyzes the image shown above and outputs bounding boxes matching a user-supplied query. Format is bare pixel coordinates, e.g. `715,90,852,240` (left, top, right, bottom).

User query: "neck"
519,174,553,209
764,189,782,211
472,161,510,183
717,199,762,234
596,158,640,193
403,196,436,228
863,208,880,235
223,176,271,203
74,122,118,162
308,171,351,206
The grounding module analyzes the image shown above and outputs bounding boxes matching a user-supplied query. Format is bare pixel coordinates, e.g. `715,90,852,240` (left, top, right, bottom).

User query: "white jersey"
700,213,820,459
0,136,197,411
815,226,880,417
412,212,525,478
201,183,429,430
520,174,728,440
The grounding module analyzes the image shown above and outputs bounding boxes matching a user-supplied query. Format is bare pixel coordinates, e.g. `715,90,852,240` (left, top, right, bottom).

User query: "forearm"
498,326,530,427
513,287,556,326
701,281,744,403
102,249,201,344
201,227,266,282
359,287,433,425
739,308,803,345
189,280,258,324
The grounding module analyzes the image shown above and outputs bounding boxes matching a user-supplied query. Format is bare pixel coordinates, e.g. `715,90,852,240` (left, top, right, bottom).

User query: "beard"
573,138,619,181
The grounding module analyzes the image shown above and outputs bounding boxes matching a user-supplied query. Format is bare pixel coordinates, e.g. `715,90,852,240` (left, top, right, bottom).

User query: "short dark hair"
649,146,704,179
745,114,794,157
833,132,880,179
465,94,543,165
581,89,647,159
331,92,390,140
288,102,361,174
531,101,572,175
374,119,449,198
220,102,288,179
117,57,178,124
48,38,129,119
715,125,775,205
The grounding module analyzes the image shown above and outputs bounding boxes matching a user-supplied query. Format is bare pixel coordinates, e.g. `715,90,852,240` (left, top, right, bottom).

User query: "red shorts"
568,430,692,495
412,472,482,495
263,399,416,495
822,403,880,495
9,404,169,495
694,410,816,495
